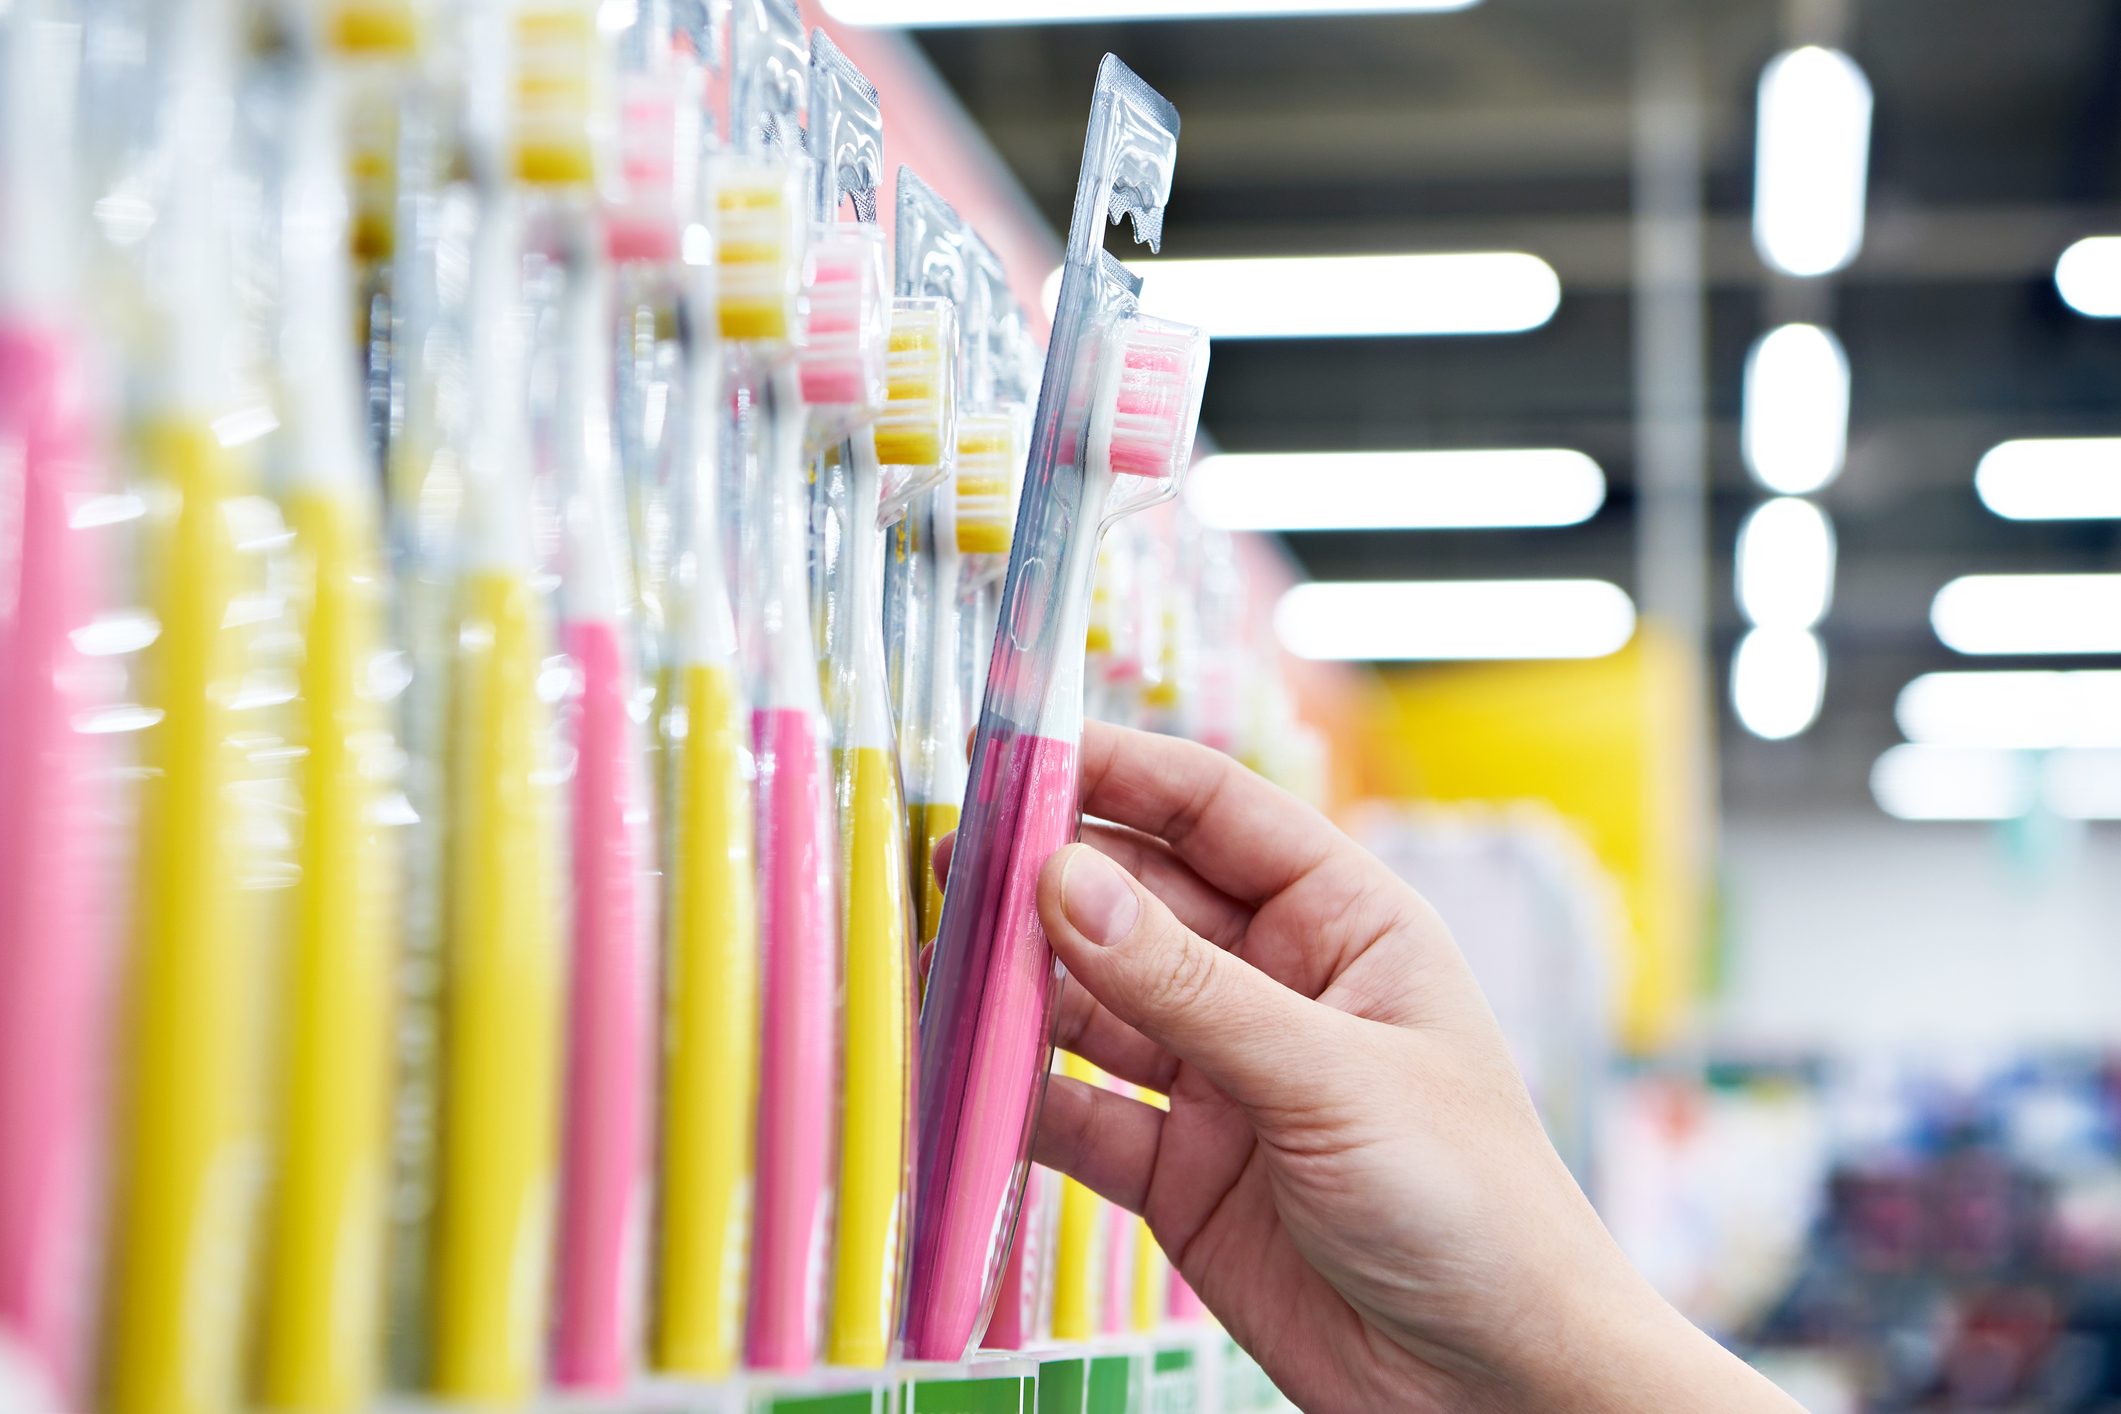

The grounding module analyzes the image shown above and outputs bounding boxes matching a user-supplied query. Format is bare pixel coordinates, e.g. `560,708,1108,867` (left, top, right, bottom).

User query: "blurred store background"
850,0,2121,1407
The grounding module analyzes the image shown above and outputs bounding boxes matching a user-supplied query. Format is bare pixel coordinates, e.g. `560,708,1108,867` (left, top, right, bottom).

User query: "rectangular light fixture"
1184,449,1605,532
824,0,1481,25
1871,743,2121,821
1731,626,1825,740
1975,438,2121,520
1896,670,2121,750
1931,574,2121,655
2055,236,2121,317
1741,323,1850,494
1735,496,1835,630
1754,46,1873,277
1041,251,1560,340
1274,579,1635,661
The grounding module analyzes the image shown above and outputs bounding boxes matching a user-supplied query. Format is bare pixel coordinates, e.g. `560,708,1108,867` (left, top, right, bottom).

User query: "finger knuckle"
1144,935,1218,1017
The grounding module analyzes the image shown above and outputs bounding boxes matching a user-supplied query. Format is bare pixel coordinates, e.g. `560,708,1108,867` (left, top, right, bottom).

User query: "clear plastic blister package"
901,55,1209,1364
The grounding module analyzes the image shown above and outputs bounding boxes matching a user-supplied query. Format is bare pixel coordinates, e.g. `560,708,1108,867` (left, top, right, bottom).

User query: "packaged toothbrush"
724,0,838,1372
102,6,295,1411
901,56,1208,1363
651,273,760,1383
510,0,608,190
252,60,401,1414
426,189,567,1405
0,6,120,1406
1128,1088,1172,1333
885,170,973,959
552,246,659,1392
804,36,923,1372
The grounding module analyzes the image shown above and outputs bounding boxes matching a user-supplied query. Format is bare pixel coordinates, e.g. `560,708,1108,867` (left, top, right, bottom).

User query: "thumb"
1039,843,1326,1113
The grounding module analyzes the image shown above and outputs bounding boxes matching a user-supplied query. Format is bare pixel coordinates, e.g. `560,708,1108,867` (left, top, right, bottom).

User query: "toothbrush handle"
555,619,654,1389
0,325,110,1409
746,704,838,1371
653,661,759,1379
826,743,915,1367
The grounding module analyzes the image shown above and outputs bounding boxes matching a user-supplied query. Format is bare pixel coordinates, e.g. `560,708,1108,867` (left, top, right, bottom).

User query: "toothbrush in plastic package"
901,56,1208,1363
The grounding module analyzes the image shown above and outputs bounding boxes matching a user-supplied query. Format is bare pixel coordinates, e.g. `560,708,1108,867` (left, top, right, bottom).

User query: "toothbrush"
901,56,1206,1363
743,357,839,1371
428,189,566,1405
103,4,291,1410
1128,1087,1171,1333
907,412,1015,958
552,249,657,1392
651,279,759,1382
1047,1052,1108,1343
824,292,954,1368
716,145,836,1377
0,4,116,1405
252,60,400,1414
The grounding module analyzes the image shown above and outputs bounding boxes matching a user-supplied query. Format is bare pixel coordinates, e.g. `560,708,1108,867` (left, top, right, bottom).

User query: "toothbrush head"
602,73,698,265
511,3,605,189
873,294,958,474
953,411,1016,558
1089,315,1209,486
798,224,887,419
714,157,805,343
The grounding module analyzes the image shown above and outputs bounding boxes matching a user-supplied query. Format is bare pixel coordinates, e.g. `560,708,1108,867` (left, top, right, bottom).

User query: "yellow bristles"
329,0,423,56
953,412,1016,557
510,3,602,188
713,160,802,343
874,298,956,468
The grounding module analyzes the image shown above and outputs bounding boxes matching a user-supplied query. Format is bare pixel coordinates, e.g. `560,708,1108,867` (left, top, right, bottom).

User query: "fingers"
1038,843,1334,1115
1033,1072,1162,1215
1054,977,1176,1093
935,821,1252,951
1076,722,1342,907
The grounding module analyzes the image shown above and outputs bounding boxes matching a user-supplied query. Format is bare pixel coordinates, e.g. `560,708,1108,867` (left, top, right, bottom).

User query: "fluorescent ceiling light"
1039,252,1560,340
1730,626,1825,740
1185,449,1604,531
824,0,1480,25
1931,574,2121,655
1872,745,2037,821
1753,46,1873,277
1735,497,1835,630
1896,670,2121,750
1975,438,2121,520
1870,744,2121,821
1275,579,1634,661
2054,236,2121,317
1741,323,1850,494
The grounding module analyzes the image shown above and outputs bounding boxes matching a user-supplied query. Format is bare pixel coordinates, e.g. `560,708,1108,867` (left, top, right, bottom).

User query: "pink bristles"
1092,318,1208,483
800,228,887,413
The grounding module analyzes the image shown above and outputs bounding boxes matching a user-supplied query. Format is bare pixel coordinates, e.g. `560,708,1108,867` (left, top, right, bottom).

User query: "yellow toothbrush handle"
654,662,759,1378
106,420,273,1414
255,491,397,1410
909,799,958,959
430,568,563,1402
1049,1051,1106,1344
1131,1084,1171,1332
827,745,915,1367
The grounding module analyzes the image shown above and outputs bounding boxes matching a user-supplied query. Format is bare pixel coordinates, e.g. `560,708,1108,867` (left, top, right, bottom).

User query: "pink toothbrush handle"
0,323,113,1407
903,731,1081,1361
746,705,838,1369
554,620,654,1388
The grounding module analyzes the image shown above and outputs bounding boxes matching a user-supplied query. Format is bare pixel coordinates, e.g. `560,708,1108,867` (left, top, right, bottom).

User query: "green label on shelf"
904,1374,1032,1414
1036,1357,1088,1414
763,1390,889,1414
1147,1345,1199,1414
1086,1355,1138,1414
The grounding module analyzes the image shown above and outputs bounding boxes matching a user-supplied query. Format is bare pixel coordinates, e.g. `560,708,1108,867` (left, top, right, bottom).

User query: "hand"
944,722,1796,1414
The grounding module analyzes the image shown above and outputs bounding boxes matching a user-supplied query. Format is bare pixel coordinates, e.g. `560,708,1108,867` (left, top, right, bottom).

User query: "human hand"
944,721,1795,1413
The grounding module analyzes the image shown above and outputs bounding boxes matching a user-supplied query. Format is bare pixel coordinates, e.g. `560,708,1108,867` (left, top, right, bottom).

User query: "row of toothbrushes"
0,0,1223,1406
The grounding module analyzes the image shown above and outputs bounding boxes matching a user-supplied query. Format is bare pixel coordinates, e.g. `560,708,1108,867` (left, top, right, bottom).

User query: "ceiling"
909,0,2121,813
